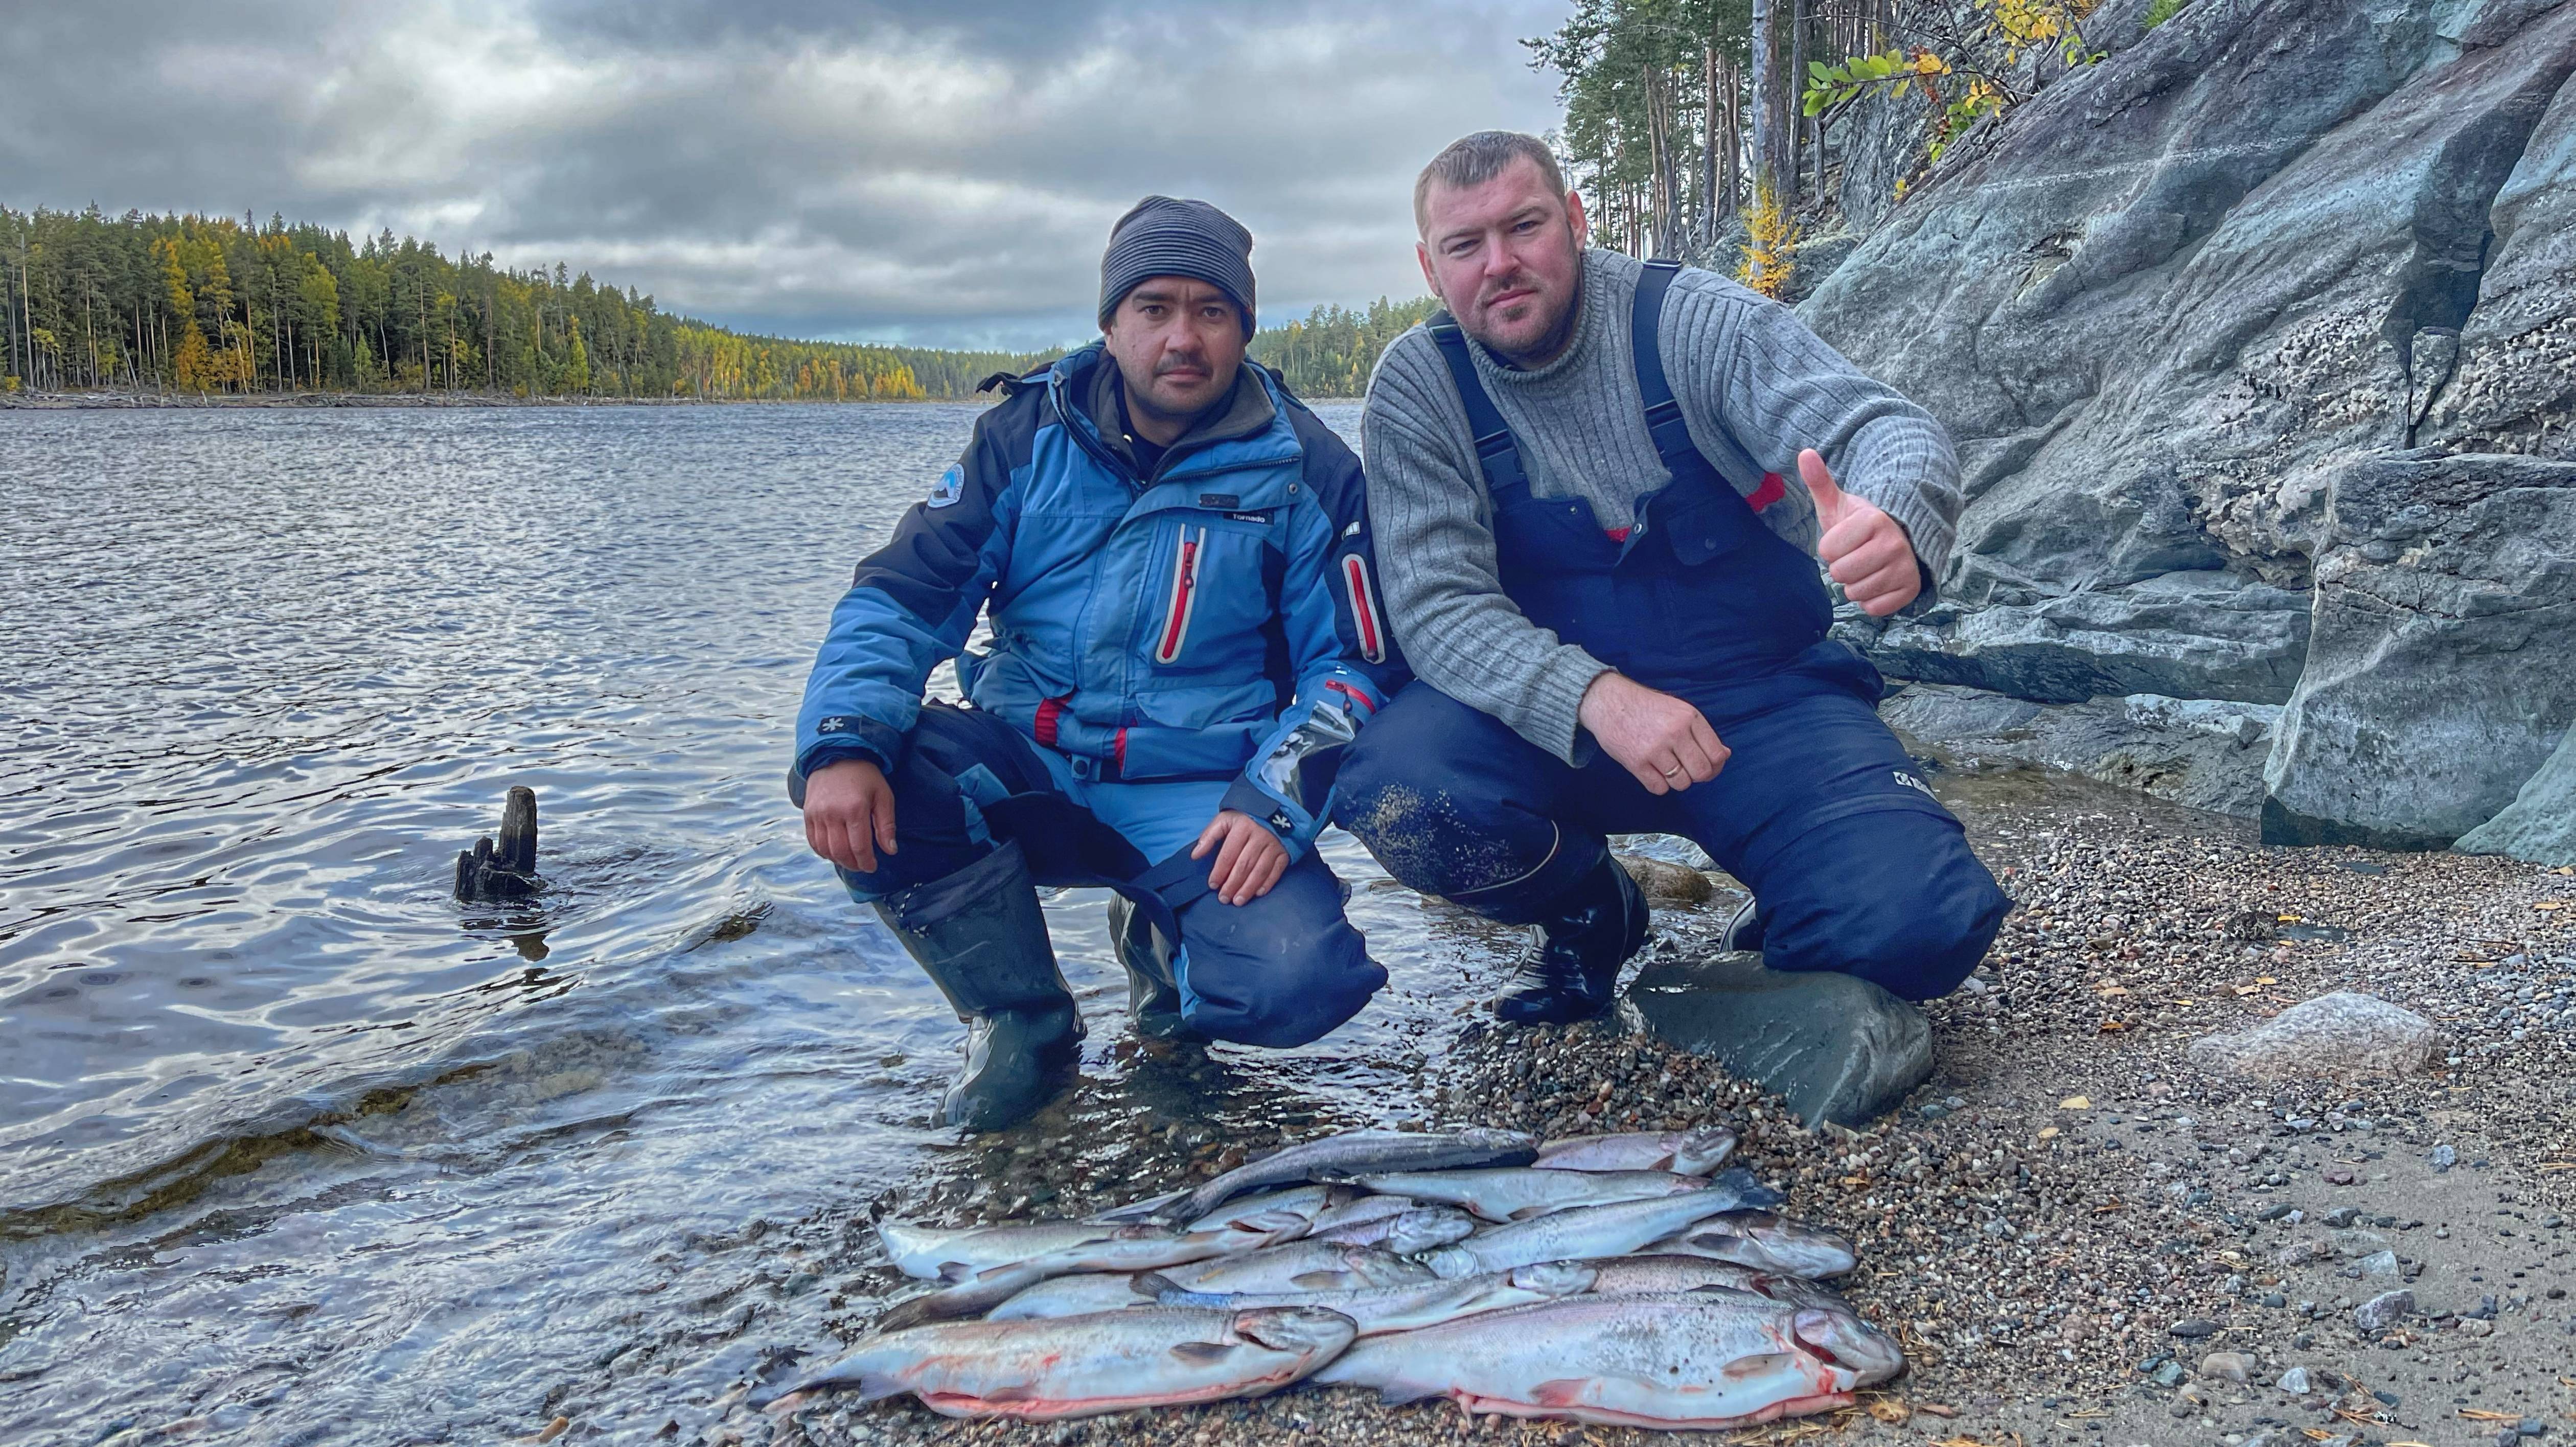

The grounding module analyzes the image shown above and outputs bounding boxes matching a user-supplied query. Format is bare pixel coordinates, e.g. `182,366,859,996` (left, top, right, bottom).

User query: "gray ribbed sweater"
1360,248,1961,764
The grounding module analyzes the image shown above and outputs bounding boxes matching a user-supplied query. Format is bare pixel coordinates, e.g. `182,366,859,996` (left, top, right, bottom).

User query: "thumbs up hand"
1800,448,1922,617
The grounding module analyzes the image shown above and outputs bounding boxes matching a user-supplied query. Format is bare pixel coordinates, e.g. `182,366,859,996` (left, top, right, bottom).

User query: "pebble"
2276,1366,2312,1394
2432,1144,2458,1170
2352,1289,2413,1333
2199,1351,2255,1383
2459,1317,2495,1337
2322,1207,2361,1227
2169,1318,2220,1338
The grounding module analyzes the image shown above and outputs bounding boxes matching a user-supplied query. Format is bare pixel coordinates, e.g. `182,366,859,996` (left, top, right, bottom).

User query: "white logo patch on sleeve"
926,464,964,509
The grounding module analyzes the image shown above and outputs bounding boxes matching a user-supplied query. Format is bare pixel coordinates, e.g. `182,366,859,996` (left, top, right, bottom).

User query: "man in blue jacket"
792,197,1401,1132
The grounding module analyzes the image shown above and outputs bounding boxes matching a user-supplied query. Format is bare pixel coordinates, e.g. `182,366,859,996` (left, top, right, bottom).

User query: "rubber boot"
1718,895,1765,956
1105,893,1206,1043
1493,854,1650,1026
875,841,1084,1132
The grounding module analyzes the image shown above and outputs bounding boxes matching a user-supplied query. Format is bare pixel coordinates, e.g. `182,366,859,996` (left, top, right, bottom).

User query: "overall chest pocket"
1146,515,1277,668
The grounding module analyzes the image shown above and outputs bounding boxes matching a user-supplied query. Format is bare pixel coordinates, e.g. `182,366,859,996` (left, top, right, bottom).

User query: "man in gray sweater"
1335,130,2009,1028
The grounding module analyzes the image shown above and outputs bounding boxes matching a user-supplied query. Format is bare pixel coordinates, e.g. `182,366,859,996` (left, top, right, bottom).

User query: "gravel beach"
731,757,2576,1447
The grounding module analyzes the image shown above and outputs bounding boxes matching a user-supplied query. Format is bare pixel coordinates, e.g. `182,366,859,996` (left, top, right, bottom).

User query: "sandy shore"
728,759,2573,1447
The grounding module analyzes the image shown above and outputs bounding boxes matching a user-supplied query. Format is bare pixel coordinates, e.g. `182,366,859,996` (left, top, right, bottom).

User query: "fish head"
1233,1305,1360,1360
1704,1166,1788,1210
1214,1209,1314,1249
1792,1307,1906,1386
1379,1208,1477,1254
1670,1128,1738,1175
1415,1244,1479,1280
1506,1260,1598,1297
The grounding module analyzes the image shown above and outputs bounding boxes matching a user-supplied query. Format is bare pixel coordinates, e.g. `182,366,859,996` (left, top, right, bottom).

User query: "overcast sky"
0,0,1568,349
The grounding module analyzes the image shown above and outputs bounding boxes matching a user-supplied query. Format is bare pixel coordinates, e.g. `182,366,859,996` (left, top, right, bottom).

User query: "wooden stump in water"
455,786,540,902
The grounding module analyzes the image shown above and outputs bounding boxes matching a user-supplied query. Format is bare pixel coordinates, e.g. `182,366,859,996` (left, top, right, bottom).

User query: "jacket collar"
1052,344,1285,483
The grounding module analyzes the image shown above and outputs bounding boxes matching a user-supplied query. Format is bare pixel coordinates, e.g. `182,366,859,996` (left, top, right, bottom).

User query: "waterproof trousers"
838,702,1385,1047
1335,641,2008,1002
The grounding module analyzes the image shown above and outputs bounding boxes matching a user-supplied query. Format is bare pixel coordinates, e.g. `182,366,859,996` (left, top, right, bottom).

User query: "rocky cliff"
1796,0,2576,860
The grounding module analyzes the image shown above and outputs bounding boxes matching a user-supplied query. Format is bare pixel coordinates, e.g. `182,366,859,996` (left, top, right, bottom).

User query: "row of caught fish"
759,1127,1902,1430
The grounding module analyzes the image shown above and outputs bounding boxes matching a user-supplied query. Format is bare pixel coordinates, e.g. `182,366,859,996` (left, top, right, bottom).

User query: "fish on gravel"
1157,1128,1538,1223
760,1305,1358,1420
1145,1261,1596,1336
1355,1164,1778,1224
1574,1255,1851,1308
878,1220,1131,1282
1417,1190,1750,1280
986,1272,1159,1321
1154,1240,1434,1294
1307,1205,1478,1253
1644,1211,1860,1279
1532,1129,1737,1176
1309,1291,1903,1429
877,1212,1313,1331
1182,1184,1345,1235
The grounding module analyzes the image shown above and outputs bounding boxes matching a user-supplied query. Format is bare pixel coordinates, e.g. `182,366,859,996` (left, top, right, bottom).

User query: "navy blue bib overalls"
1335,262,2008,1002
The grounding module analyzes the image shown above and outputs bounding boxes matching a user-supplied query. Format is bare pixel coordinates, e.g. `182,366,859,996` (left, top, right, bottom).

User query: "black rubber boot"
875,841,1084,1132
1493,855,1650,1026
1105,893,1206,1043
1718,895,1765,956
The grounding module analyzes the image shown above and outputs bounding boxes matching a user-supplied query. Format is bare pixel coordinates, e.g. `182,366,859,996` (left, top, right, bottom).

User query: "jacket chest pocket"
1147,516,1275,668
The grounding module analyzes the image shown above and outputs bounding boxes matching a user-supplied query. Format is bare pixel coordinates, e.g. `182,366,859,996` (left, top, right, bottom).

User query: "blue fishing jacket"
791,345,1400,859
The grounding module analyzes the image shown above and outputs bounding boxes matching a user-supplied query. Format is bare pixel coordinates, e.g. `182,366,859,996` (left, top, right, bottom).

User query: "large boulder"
1803,0,2576,716
1884,681,2281,816
2453,724,2576,863
2262,452,2576,847
2185,991,2441,1079
1628,953,1934,1127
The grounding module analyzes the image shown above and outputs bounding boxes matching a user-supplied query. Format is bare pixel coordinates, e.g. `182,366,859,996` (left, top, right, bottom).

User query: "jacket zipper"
1154,525,1204,664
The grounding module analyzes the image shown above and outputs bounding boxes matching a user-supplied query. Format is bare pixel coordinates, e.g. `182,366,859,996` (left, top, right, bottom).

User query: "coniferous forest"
1,206,1446,403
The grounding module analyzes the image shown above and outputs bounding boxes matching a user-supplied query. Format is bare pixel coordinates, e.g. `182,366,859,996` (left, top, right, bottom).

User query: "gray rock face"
1883,680,2281,816
2185,991,2441,1079
2454,724,2576,864
1796,0,2576,841
2262,452,2576,847
1628,953,1934,1127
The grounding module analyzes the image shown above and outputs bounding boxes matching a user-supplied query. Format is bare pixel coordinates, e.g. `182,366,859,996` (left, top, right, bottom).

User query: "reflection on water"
0,402,1525,1445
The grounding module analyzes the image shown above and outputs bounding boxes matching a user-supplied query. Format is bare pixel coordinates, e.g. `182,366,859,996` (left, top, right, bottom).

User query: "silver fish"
1309,1205,1478,1253
1309,1291,1902,1429
1644,1211,1860,1279
1147,1260,1596,1336
986,1272,1158,1321
1307,1193,1416,1233
1574,1255,1851,1309
877,1219,1126,1282
1154,1239,1434,1294
877,1211,1312,1331
1417,1190,1743,1279
1160,1128,1538,1223
1356,1164,1778,1223
1183,1184,1344,1235
1533,1128,1737,1176
761,1305,1358,1419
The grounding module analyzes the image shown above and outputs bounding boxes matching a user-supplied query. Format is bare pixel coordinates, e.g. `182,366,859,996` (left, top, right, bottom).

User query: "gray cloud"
0,0,1566,348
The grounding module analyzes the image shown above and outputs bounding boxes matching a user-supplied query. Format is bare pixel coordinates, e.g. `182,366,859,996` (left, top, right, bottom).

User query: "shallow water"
1,402,1523,1445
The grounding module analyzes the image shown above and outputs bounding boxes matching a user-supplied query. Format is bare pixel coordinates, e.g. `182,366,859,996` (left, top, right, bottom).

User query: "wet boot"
1493,854,1650,1026
874,841,1084,1132
1105,893,1205,1044
1718,895,1765,956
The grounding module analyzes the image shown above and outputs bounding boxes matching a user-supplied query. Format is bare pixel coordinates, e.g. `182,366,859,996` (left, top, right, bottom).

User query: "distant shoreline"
2,387,1365,411
0,388,998,410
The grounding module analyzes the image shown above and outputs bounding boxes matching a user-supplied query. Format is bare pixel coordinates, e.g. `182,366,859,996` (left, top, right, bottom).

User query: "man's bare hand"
1192,809,1289,906
1578,672,1730,795
1800,448,1922,617
803,758,899,874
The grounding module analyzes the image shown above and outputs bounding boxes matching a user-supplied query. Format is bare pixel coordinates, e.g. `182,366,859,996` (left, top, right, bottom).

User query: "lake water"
0,402,1531,1445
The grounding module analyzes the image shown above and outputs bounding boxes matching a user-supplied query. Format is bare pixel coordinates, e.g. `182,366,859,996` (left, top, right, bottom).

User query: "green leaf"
1809,59,1831,80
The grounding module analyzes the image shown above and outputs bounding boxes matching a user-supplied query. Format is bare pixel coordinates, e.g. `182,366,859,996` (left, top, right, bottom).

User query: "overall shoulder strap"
1425,313,1531,504
1630,259,1769,488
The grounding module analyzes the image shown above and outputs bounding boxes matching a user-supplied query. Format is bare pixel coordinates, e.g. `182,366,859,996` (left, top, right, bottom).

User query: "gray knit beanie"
1097,196,1256,337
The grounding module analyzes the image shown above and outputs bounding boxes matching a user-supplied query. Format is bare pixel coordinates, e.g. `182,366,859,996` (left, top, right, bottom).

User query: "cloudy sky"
1,0,1569,349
